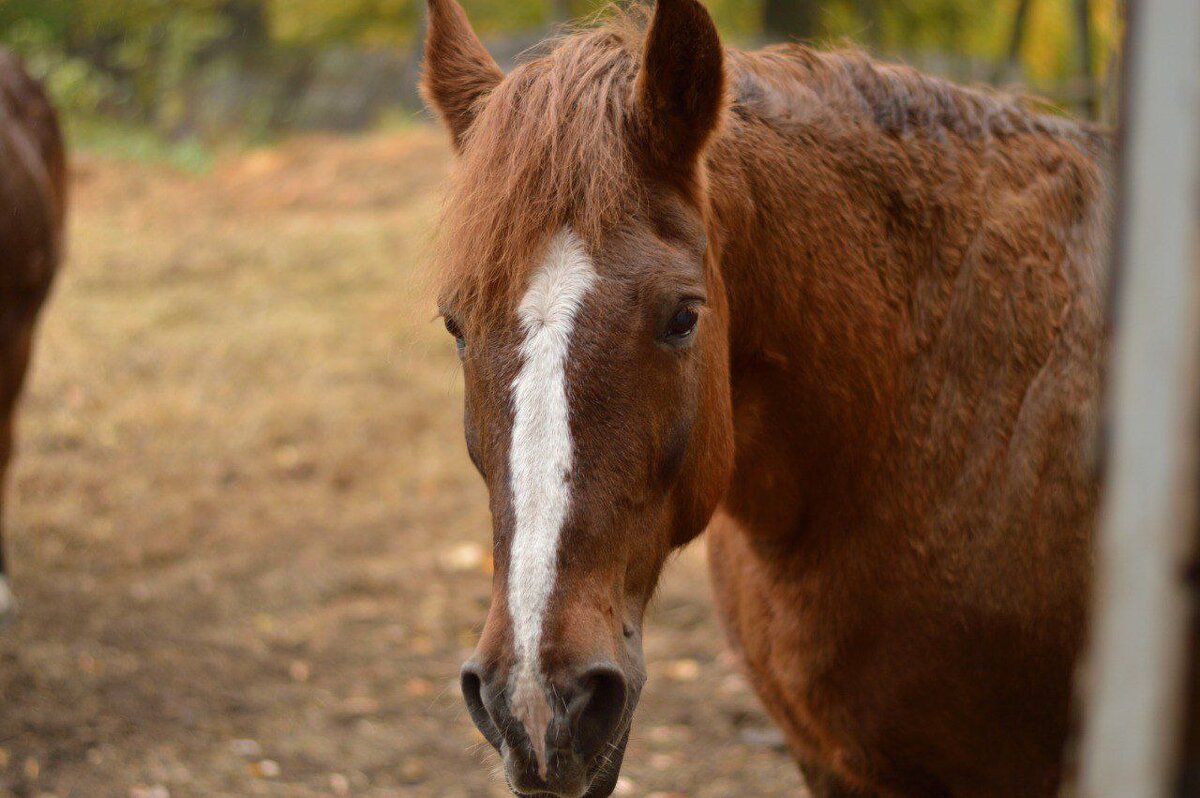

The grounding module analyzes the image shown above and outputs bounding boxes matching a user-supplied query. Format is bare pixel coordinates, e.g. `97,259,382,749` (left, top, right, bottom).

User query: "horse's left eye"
663,306,699,342
444,316,466,354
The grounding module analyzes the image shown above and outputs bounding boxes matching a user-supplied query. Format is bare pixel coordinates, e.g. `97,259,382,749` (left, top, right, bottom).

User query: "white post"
1079,1,1200,796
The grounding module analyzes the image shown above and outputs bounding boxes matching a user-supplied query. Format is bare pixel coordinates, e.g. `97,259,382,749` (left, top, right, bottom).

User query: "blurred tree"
998,0,1034,82
549,0,573,24
854,0,882,47
269,0,420,47
217,0,271,63
1073,0,1097,117
0,0,1122,135
762,0,818,40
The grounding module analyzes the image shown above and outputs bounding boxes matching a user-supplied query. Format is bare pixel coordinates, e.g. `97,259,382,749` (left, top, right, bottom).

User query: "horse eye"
444,316,466,354
663,306,699,342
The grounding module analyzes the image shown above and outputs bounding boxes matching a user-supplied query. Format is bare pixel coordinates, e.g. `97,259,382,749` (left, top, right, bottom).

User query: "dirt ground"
0,128,803,797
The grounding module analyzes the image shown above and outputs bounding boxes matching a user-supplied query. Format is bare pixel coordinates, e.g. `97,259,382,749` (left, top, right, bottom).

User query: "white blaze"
507,227,596,770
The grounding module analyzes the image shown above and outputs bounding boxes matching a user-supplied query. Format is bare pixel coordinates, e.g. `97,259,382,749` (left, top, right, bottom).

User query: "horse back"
0,50,64,429
0,49,66,306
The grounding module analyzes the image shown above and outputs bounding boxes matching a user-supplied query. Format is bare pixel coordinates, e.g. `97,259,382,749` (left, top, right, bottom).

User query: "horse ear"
635,0,726,174
421,0,504,152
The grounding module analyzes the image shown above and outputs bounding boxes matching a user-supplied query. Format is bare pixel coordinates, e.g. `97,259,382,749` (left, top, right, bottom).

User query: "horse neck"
704,107,952,528
700,56,1109,547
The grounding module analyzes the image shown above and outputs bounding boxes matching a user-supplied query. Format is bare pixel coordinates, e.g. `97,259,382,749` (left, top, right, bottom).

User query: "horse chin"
580,724,631,798
507,724,631,798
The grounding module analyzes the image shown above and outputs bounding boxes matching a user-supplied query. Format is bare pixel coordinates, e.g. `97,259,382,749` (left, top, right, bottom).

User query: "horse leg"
0,324,35,624
709,512,889,797
0,411,12,622
709,514,852,794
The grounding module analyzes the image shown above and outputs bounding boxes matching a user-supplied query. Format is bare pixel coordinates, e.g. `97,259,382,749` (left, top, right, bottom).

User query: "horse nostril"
460,662,503,750
566,664,628,762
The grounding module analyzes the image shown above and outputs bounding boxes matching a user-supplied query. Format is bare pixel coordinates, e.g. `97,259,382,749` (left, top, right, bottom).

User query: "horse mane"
433,4,1108,325
726,44,1109,147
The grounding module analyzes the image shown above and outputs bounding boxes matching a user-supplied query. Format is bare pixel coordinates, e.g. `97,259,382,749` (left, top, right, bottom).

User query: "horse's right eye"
663,306,700,342
444,316,466,355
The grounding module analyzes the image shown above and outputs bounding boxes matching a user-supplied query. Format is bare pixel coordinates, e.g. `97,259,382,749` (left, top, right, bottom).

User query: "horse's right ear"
421,0,503,152
635,0,726,177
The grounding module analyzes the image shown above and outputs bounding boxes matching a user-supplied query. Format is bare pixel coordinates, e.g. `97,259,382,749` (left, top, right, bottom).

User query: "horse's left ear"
635,0,726,175
421,0,504,152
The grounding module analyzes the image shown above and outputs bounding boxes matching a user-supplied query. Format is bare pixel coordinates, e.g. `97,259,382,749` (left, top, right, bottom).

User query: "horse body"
703,48,1108,795
0,51,67,617
421,2,1109,794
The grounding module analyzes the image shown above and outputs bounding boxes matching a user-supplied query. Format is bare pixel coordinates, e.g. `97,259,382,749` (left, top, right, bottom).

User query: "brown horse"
421,0,1109,795
0,51,67,620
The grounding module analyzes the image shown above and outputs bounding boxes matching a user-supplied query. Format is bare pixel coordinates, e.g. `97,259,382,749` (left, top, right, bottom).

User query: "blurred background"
2,0,1120,152
0,1,1120,797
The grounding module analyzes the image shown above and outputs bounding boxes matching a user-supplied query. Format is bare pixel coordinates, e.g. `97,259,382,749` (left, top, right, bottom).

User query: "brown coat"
422,1,1110,795
0,50,67,585
704,44,1109,797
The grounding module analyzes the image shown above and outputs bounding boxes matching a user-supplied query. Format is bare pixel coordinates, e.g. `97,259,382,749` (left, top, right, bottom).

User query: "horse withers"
421,0,1109,794
0,51,67,621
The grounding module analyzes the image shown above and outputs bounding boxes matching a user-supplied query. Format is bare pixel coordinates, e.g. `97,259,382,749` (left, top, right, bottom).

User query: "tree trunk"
548,0,572,24
1073,0,1098,119
219,0,271,65
995,0,1035,84
854,0,882,49
762,0,819,42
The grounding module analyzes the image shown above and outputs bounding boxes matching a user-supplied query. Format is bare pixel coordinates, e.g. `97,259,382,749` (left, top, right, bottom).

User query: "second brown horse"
0,51,67,620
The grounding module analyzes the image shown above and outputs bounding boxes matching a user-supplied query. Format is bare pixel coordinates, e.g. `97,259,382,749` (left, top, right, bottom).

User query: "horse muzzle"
461,658,638,797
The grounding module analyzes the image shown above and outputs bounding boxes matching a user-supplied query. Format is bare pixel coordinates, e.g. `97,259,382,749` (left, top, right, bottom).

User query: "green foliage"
269,0,420,47
67,116,215,172
0,16,116,115
703,0,764,40
0,0,233,127
0,0,1121,140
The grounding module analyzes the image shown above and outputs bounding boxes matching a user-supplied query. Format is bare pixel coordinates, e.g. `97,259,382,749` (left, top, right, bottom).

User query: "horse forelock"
433,10,651,328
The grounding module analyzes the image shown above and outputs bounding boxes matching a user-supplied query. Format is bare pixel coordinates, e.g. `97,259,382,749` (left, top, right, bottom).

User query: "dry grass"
0,128,798,797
